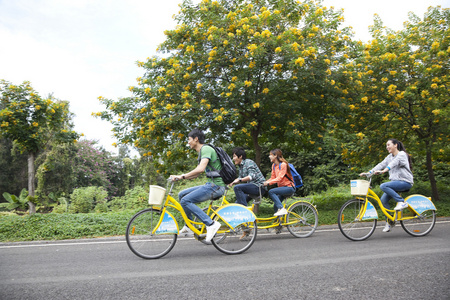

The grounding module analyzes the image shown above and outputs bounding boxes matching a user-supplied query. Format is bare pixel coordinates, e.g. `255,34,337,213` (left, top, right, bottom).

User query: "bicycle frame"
221,188,318,230
354,178,436,223
152,181,256,238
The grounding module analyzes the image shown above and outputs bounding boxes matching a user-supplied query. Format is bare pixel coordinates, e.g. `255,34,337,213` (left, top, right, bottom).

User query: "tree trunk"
425,145,440,201
251,130,262,167
28,152,36,214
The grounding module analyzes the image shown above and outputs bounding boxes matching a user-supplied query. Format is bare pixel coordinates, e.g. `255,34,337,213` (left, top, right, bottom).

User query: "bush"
69,186,107,213
108,186,148,211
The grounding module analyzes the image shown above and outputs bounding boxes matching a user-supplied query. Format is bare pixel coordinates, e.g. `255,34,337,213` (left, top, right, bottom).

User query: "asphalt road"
1,219,449,300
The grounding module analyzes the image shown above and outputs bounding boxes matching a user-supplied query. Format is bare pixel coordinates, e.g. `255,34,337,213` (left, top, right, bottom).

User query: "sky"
1,0,449,155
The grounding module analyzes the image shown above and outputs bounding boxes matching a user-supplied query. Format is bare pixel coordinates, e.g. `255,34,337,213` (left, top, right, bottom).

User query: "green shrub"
109,186,148,211
69,186,107,213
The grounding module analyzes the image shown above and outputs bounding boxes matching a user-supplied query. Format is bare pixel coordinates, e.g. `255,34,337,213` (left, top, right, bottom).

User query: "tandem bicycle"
125,179,257,259
337,174,437,241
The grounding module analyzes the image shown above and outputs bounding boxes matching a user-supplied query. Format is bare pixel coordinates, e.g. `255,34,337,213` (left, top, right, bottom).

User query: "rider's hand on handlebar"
169,175,183,182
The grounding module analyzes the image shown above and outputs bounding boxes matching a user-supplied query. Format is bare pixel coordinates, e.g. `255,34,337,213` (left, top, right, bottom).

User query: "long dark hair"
389,139,412,171
270,149,292,177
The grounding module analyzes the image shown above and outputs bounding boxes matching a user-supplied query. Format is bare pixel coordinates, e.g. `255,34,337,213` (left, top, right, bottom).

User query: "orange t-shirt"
267,162,294,187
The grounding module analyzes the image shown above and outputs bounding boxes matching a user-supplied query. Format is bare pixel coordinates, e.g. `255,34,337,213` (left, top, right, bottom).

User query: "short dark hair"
232,147,246,160
188,129,205,144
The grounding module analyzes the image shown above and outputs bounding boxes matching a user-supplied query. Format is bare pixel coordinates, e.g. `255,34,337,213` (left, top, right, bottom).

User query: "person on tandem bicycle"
170,129,224,242
263,149,296,216
229,147,266,207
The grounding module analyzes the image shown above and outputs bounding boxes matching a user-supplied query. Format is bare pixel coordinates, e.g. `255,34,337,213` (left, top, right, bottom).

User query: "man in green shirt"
170,129,225,242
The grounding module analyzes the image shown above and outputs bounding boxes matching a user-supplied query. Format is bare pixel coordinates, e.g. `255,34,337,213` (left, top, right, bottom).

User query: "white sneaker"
205,221,221,242
274,207,288,216
179,225,194,237
394,202,409,211
383,223,391,232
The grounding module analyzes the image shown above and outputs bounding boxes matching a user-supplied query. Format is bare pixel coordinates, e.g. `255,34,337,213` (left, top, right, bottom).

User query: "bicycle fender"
215,204,256,228
154,211,178,235
361,200,378,220
405,195,436,214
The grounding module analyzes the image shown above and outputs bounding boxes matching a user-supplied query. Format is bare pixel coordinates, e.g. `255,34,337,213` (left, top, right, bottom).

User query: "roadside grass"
1,181,449,242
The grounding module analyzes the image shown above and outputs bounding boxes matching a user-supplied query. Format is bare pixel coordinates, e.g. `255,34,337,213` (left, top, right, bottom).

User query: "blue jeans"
233,184,266,206
179,182,225,226
267,186,296,212
380,181,412,210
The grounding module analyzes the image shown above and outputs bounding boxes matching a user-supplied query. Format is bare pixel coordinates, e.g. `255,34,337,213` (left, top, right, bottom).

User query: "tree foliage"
97,0,354,173
334,6,449,200
0,80,80,213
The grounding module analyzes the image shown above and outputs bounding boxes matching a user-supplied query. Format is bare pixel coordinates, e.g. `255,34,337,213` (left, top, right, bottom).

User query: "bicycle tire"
400,210,436,237
211,219,257,255
286,201,318,238
126,208,177,259
338,198,377,241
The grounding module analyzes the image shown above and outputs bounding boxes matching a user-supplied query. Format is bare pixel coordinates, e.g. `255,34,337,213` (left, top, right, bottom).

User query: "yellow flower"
431,83,438,89
275,47,282,53
32,122,39,127
262,88,269,94
231,76,238,82
432,109,440,115
249,61,255,68
197,83,202,89
261,30,271,38
250,121,257,126
253,102,260,108
412,125,420,129
228,83,236,90
244,80,252,87
295,57,305,66
247,44,258,52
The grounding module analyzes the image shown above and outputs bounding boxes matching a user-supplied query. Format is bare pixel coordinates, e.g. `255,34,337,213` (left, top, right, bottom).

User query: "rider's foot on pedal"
179,225,194,237
394,202,409,211
205,221,221,242
382,223,391,232
274,208,288,216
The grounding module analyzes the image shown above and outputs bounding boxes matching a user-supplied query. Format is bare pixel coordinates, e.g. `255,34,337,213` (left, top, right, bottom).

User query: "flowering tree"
334,6,449,201
97,0,353,172
0,80,79,213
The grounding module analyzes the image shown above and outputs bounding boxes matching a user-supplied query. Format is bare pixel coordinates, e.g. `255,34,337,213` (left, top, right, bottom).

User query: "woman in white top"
360,139,413,232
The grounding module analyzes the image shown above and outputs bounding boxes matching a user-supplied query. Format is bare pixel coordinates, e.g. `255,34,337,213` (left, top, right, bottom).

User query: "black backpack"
199,144,237,184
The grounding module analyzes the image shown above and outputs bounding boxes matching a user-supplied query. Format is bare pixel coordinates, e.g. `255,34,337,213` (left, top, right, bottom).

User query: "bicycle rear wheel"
286,201,318,238
400,210,436,237
338,199,377,241
211,220,257,255
126,208,177,259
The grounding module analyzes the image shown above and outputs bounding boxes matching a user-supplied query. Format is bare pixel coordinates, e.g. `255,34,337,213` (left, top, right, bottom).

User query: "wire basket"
148,185,166,205
350,180,370,195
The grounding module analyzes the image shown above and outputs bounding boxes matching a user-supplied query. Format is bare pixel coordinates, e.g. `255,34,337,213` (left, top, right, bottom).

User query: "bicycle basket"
148,185,166,205
350,180,370,195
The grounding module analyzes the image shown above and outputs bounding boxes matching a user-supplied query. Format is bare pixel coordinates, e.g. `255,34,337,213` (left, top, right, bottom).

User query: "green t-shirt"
200,145,226,186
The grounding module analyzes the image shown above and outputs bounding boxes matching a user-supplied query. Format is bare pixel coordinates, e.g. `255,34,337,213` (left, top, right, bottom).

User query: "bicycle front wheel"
286,201,318,238
211,220,257,255
400,210,436,237
338,199,377,241
126,208,177,259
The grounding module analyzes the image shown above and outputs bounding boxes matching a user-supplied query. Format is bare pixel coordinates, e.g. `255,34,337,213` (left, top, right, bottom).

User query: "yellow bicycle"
126,179,257,259
338,174,437,241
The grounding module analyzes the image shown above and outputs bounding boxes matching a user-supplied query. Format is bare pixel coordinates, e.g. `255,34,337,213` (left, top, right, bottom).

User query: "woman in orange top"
263,149,296,216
